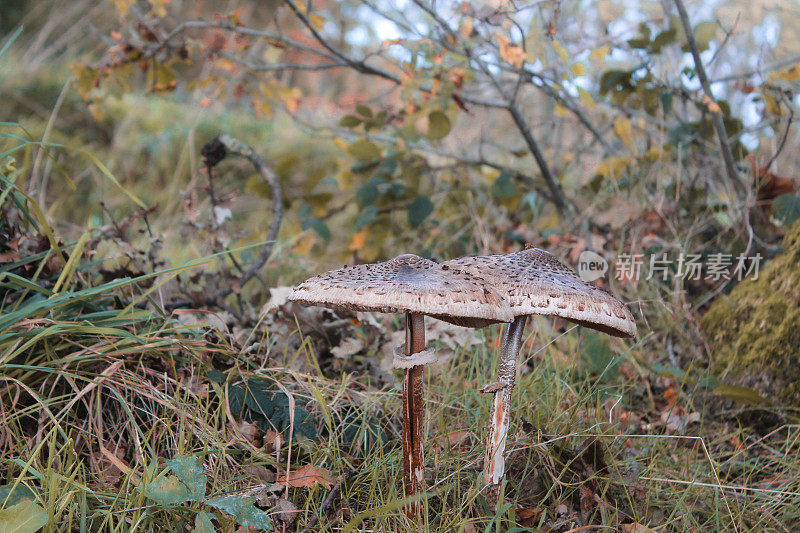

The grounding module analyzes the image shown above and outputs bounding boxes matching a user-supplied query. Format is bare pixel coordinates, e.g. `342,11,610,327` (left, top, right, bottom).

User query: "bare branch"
506,103,570,214
672,0,742,191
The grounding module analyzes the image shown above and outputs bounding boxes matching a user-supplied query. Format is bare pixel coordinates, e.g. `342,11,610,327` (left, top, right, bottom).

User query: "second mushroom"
442,248,636,505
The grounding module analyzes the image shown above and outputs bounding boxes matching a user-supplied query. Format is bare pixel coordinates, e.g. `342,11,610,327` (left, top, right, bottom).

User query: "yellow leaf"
771,65,800,83
578,87,595,109
613,117,634,149
552,40,569,62
496,33,524,68
554,103,568,117
764,92,783,116
332,137,348,152
293,234,315,255
148,0,170,18
110,0,135,15
459,18,474,39
480,165,500,183
309,13,325,32
589,45,609,61
571,63,586,77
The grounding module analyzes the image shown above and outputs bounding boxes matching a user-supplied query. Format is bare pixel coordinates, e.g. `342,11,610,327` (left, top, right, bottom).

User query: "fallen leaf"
436,429,474,450
278,464,337,489
516,506,542,527
259,286,296,314
330,337,365,359
274,497,299,524
263,429,283,451
229,420,260,446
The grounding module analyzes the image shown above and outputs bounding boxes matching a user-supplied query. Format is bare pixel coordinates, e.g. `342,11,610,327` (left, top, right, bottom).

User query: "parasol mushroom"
442,248,636,505
287,253,513,517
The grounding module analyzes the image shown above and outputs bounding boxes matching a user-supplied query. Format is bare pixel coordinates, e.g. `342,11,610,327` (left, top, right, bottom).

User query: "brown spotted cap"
288,254,514,327
441,248,636,337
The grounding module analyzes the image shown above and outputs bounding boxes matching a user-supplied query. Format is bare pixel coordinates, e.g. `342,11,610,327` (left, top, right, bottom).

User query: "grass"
2,283,799,531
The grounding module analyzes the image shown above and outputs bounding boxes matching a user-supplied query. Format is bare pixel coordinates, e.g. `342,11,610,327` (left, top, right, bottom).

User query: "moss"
701,219,800,405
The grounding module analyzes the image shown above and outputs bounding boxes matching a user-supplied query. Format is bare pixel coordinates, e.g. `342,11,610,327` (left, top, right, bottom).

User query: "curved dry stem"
481,315,528,506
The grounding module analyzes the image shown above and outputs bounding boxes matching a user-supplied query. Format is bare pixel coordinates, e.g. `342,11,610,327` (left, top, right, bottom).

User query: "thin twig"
711,54,800,83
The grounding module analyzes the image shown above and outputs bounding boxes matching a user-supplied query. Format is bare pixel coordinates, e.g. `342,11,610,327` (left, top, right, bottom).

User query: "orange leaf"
349,228,369,251
278,464,337,489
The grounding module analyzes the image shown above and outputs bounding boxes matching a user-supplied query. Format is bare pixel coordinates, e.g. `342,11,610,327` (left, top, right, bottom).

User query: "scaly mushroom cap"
441,248,636,337
288,253,514,327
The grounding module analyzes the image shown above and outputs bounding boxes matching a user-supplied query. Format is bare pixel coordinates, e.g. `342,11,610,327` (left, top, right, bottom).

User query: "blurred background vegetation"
1,0,800,530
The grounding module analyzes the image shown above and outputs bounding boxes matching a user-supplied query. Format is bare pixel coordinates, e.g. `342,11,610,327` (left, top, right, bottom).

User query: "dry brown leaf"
263,429,283,451
278,464,337,489
437,429,474,450
244,465,275,484
229,420,260,445
275,497,300,524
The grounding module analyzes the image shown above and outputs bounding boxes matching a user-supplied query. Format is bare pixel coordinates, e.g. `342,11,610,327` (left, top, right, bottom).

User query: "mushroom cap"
441,248,636,338
287,253,514,327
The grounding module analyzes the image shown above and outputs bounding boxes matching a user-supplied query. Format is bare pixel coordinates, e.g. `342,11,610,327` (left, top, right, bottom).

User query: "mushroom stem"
481,314,528,506
401,312,426,518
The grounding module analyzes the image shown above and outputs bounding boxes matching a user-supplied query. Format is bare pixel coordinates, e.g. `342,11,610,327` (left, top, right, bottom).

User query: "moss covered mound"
701,220,800,406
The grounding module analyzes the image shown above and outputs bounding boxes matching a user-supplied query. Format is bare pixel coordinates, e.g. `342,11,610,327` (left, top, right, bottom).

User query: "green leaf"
427,111,451,140
0,500,49,533
407,196,434,227
355,205,378,229
581,332,620,378
772,194,800,226
491,171,517,198
659,92,673,114
627,38,650,50
0,484,37,508
714,385,768,406
355,104,373,118
244,384,276,419
650,28,677,53
355,181,379,206
302,218,331,241
194,511,216,533
599,69,632,95
144,476,194,506
167,456,206,501
144,455,207,505
693,21,717,51
338,115,362,128
348,140,381,162
206,369,227,384
206,494,273,530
